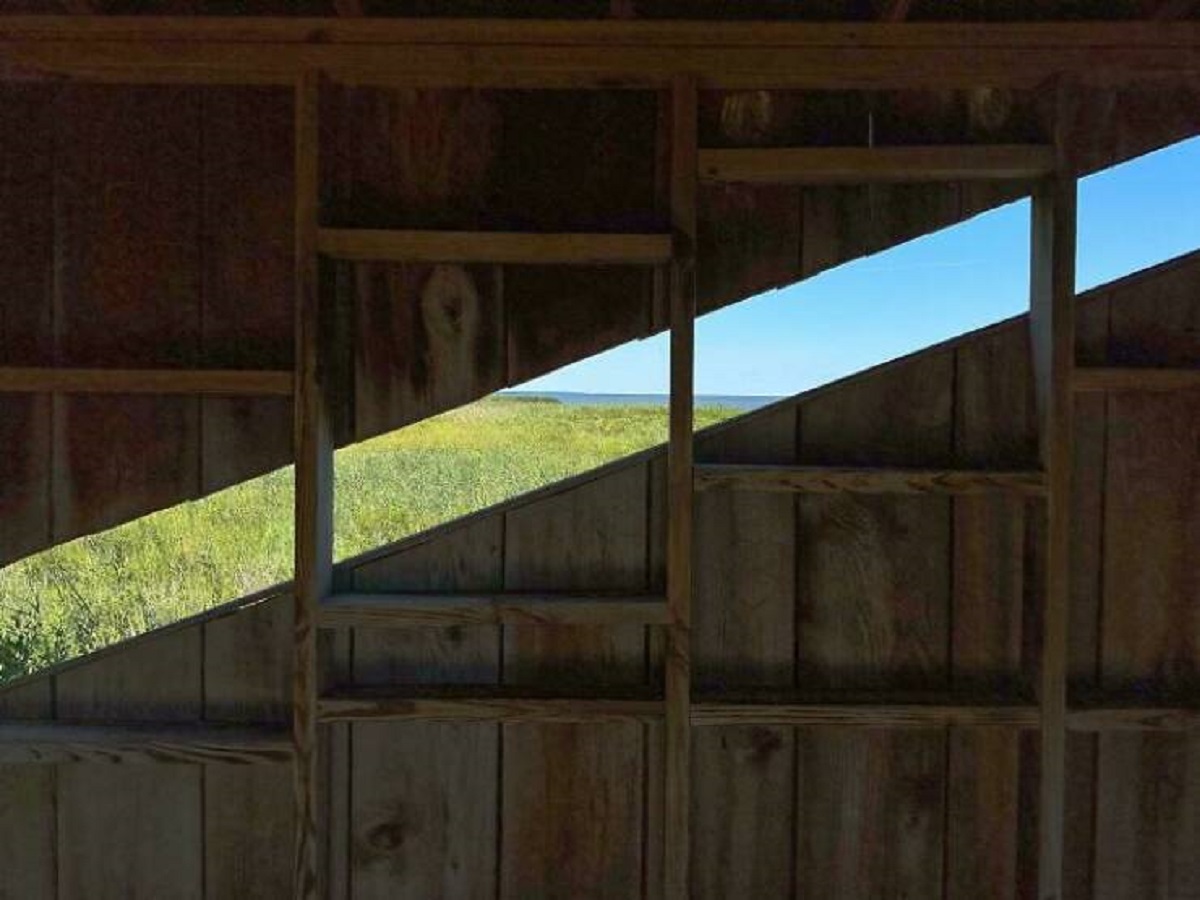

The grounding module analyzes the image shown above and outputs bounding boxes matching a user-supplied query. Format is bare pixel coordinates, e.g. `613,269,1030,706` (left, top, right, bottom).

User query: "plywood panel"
204,593,294,900
56,628,203,900
200,86,294,493
501,465,649,900
691,408,796,900
348,519,503,900
53,85,203,541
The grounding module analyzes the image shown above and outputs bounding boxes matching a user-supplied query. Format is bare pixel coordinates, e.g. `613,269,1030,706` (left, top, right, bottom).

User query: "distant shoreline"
498,390,780,411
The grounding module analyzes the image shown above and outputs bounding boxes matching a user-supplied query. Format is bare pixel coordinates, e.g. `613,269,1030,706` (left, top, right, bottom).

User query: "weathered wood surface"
0,201,1198,900
1,80,1197,567
319,592,669,627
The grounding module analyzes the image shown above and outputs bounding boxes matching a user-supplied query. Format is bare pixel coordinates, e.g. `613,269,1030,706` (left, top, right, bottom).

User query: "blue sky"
522,137,1200,397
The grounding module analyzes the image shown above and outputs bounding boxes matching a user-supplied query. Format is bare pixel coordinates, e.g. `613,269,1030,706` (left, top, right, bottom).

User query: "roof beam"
0,19,1196,88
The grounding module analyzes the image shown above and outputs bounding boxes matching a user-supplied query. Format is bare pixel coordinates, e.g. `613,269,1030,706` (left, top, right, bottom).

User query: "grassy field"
0,397,738,683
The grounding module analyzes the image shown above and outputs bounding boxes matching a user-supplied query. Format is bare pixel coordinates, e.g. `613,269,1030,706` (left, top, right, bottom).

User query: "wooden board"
947,324,1038,899
204,593,294,899
199,86,295,494
348,518,503,900
794,348,953,897
55,627,204,900
0,85,54,567
53,85,202,541
501,464,650,900
691,408,796,899
0,677,56,900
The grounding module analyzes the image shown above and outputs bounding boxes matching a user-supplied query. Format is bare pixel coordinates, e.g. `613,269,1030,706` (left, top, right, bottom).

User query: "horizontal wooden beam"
1073,366,1200,392
698,145,1055,185
0,721,294,764
319,688,663,723
0,19,1196,88
317,229,674,265
0,366,294,396
319,592,671,627
691,701,1041,728
1068,706,1200,731
694,464,1047,496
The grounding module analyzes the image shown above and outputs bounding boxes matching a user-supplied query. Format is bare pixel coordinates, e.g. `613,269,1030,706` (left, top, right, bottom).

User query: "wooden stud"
1029,85,1078,900
317,229,674,265
694,464,1047,495
665,75,697,900
0,366,293,396
698,145,1055,186
318,592,670,627
1072,366,1200,392
292,70,330,900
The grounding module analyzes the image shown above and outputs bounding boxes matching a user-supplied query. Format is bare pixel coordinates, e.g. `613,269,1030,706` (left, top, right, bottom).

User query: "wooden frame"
0,366,293,396
317,229,674,265
1,19,1197,88
694,464,1047,495
318,592,670,627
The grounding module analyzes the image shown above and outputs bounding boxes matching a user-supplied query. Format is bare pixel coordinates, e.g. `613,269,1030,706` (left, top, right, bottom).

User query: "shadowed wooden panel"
692,408,796,900
0,85,53,568
349,518,503,900
53,85,203,542
200,86,295,494
55,627,204,900
0,678,56,900
501,465,649,900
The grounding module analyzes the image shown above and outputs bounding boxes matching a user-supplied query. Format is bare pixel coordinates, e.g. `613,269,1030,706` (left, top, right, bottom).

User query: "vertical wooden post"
293,69,331,900
664,75,697,900
1030,84,1077,900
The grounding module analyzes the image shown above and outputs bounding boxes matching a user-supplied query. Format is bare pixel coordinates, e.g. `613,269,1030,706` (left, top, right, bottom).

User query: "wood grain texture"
200,86,295,494
699,145,1054,185
319,229,673,265
319,592,669,627
0,678,56,900
0,722,292,765
794,348,953,898
348,516,503,900
53,84,202,543
55,627,204,900
695,464,1045,495
692,409,796,900
0,367,293,395
501,465,650,900
1073,366,1200,392
205,593,295,899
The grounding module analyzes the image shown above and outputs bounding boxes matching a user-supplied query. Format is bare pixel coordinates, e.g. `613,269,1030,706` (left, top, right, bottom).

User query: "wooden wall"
2,79,1197,566
1,249,1196,899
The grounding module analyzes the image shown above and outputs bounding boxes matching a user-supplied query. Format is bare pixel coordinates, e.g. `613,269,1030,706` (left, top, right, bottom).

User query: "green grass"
0,397,738,684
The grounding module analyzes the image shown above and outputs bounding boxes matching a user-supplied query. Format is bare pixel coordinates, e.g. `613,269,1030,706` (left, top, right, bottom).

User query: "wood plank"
665,75,697,900
1029,138,1078,900
947,321,1038,900
0,677,56,900
0,85,53,568
0,366,293,395
319,592,669,627
320,693,662,723
794,347,954,897
291,70,329,900
695,464,1045,495
691,408,796,900
0,722,292,765
1070,708,1200,732
501,464,650,900
699,145,1055,185
1073,365,1200,392
53,84,203,543
318,228,673,265
347,519,503,900
56,627,204,900
199,86,295,495
2,21,1198,89
204,593,295,900
693,703,1038,728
